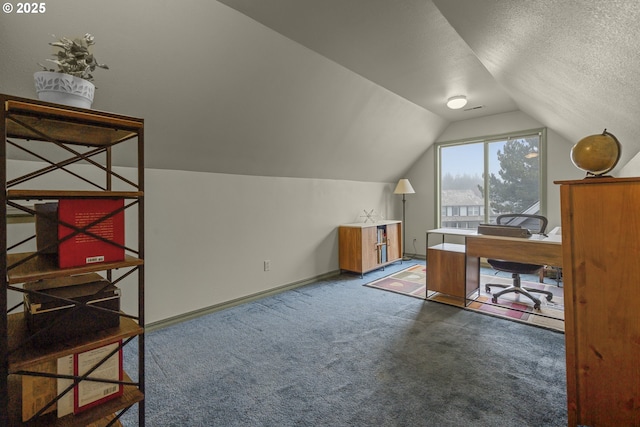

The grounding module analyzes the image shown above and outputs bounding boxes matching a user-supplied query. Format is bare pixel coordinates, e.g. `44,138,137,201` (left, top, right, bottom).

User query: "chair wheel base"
492,294,542,309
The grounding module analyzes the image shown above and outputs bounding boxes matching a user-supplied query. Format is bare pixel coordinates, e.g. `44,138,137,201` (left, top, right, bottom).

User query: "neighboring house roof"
441,189,483,206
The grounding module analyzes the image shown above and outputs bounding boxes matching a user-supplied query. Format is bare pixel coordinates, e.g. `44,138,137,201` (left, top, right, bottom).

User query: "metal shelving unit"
1,94,145,426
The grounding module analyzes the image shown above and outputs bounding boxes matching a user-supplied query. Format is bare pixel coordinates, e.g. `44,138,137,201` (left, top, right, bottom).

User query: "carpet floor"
121,261,567,426
365,263,565,332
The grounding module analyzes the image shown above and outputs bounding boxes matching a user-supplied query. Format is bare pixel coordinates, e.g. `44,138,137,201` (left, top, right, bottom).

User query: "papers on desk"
538,233,562,243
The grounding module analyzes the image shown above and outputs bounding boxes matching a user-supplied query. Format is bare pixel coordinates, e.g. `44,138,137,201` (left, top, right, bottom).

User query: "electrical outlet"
264,260,271,271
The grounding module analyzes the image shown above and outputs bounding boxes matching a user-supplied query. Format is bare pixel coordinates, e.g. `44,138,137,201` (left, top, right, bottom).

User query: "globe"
570,129,621,176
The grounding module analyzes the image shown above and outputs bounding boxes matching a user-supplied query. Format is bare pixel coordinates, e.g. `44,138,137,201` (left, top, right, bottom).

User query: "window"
436,129,546,229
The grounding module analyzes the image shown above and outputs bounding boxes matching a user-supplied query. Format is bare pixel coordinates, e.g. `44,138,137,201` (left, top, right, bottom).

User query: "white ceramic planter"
34,71,95,109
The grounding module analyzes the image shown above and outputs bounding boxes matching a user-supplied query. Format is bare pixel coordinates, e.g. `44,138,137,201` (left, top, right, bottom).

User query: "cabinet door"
386,223,401,261
361,227,379,271
339,227,363,273
560,179,640,427
426,244,466,298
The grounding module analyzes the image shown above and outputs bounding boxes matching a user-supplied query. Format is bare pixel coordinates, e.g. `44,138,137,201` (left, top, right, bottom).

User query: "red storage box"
36,199,125,268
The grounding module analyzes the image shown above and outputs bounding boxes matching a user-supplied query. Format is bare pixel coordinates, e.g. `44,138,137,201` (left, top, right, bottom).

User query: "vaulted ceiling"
218,0,640,173
217,0,519,121
1,0,639,181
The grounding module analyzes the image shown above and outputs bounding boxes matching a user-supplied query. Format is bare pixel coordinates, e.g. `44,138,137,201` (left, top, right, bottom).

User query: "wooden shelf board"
7,253,143,284
8,371,143,426
428,243,466,253
8,313,143,370
7,190,143,200
4,97,143,147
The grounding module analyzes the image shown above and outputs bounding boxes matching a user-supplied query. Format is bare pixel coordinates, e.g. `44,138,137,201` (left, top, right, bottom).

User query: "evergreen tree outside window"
436,129,546,229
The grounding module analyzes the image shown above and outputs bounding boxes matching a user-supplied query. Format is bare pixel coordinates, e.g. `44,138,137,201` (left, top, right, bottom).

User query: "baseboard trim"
145,269,341,332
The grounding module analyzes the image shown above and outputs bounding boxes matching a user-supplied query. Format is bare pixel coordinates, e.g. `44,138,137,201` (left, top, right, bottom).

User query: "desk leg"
465,255,480,306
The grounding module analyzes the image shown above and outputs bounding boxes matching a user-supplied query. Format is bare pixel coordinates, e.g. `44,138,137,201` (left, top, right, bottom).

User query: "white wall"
143,168,399,324
403,111,584,256
620,151,640,177
6,160,399,324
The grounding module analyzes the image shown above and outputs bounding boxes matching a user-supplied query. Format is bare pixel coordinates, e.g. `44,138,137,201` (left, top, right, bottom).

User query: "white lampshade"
394,179,415,194
446,95,467,109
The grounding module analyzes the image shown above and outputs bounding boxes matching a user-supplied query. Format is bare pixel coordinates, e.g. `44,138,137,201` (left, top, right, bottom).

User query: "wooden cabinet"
0,94,145,426
339,220,402,275
557,177,640,427
426,243,479,306
425,229,480,306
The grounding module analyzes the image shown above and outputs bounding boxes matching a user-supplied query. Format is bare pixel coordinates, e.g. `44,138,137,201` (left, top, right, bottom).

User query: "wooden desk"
426,228,562,305
465,233,562,267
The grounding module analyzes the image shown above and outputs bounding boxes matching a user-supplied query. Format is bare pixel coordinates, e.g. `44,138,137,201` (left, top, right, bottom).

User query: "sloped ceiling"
219,0,640,171
1,0,639,181
216,0,518,121
432,0,640,171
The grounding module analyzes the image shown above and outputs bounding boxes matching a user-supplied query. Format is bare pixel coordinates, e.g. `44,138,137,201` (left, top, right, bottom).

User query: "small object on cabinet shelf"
24,273,121,347
359,209,384,223
36,199,125,268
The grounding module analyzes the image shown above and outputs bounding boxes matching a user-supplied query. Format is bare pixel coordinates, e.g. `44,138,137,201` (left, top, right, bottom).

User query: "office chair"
485,214,554,309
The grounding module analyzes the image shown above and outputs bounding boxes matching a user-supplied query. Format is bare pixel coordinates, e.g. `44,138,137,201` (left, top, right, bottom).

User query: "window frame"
434,127,547,229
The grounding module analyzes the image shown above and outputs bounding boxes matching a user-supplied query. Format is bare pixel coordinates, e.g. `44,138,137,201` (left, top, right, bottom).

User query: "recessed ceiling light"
446,95,468,109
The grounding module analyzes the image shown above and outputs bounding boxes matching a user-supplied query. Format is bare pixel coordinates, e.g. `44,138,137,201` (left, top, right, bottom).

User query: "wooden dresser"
556,177,640,427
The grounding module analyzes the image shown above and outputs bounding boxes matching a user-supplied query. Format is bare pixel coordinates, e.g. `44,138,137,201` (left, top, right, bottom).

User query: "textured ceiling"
432,0,640,171
219,0,640,171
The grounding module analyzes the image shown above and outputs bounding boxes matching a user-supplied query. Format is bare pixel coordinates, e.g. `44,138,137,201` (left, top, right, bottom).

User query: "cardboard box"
21,341,123,421
35,199,125,268
24,273,120,347
22,360,57,421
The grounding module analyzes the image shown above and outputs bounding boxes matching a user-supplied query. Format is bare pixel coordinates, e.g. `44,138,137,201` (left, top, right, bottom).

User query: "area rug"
365,264,565,332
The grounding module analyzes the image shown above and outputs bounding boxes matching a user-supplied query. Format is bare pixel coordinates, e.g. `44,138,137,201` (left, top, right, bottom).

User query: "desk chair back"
496,213,547,235
486,213,553,309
